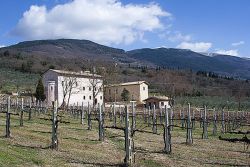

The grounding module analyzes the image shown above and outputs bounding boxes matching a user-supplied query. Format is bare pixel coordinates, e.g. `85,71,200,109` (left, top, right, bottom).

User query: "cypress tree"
35,78,46,102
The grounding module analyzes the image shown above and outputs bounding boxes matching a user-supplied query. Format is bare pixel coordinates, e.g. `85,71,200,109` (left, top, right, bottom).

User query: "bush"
3,50,10,56
121,88,130,101
49,65,55,69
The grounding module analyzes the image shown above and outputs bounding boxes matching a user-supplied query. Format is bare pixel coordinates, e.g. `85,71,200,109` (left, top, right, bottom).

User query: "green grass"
0,109,249,167
0,68,39,93
175,96,250,111
141,159,163,167
0,139,43,166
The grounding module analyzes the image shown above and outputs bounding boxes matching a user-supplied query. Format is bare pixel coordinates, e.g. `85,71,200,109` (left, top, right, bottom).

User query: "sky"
0,0,249,57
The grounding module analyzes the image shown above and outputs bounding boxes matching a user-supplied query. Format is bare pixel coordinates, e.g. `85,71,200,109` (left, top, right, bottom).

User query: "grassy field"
0,108,249,167
175,96,250,112
0,68,40,93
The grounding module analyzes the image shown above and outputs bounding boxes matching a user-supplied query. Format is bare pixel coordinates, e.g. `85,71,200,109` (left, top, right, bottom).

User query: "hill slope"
2,39,134,63
1,39,250,78
127,48,250,78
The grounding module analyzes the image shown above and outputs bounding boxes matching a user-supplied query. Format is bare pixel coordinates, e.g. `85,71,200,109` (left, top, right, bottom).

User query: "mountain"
1,39,134,63
1,39,250,78
127,48,250,78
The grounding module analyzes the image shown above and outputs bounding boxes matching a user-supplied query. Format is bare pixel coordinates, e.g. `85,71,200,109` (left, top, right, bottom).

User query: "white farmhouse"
42,69,103,107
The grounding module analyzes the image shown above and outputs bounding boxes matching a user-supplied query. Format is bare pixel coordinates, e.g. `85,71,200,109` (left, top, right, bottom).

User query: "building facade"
144,96,171,109
104,81,148,103
43,69,103,107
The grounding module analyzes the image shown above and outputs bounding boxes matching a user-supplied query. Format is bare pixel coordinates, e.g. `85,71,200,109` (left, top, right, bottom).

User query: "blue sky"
0,0,249,57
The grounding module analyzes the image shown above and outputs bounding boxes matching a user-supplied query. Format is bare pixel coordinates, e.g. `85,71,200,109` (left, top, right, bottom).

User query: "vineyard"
0,97,249,167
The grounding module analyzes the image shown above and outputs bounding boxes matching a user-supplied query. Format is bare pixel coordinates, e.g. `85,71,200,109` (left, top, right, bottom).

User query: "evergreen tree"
35,78,46,102
121,88,130,101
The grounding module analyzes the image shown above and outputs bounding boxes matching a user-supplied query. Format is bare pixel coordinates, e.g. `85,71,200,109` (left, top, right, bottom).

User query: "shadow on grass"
11,143,50,150
204,162,248,166
67,160,126,167
108,135,124,139
30,130,51,134
62,137,100,143
66,127,87,131
135,146,165,154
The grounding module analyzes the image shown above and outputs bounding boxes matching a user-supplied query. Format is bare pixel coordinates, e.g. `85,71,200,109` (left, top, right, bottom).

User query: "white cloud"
167,31,191,42
11,0,170,45
158,31,191,42
215,49,239,56
177,42,212,52
0,45,5,48
231,41,245,46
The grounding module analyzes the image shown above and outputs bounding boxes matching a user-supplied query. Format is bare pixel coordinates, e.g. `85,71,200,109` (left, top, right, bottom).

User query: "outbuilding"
105,81,149,103
144,96,171,109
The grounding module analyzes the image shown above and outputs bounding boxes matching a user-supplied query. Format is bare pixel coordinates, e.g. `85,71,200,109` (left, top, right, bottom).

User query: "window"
89,96,92,100
61,81,64,86
161,102,164,106
100,96,102,100
109,89,111,94
148,102,151,108
143,87,146,91
83,87,85,91
95,87,97,91
51,86,53,91
83,96,85,100
89,87,91,91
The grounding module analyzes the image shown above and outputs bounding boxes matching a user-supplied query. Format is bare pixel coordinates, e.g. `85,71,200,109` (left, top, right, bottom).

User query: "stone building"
104,81,148,103
43,69,103,107
144,96,171,109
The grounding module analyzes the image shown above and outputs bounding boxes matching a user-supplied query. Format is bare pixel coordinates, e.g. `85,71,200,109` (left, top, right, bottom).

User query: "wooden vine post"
51,101,58,150
170,108,174,131
124,106,133,166
28,97,32,120
98,104,104,141
221,109,225,133
200,109,203,128
119,105,123,125
131,101,136,131
164,105,171,153
152,105,157,134
87,102,92,130
5,96,11,138
192,109,196,130
148,106,151,126
160,108,163,124
227,111,231,132
202,106,208,139
143,107,147,123
186,103,193,145
113,103,116,127
20,98,24,127
212,108,217,135
16,97,19,113
181,110,185,129
81,102,84,125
